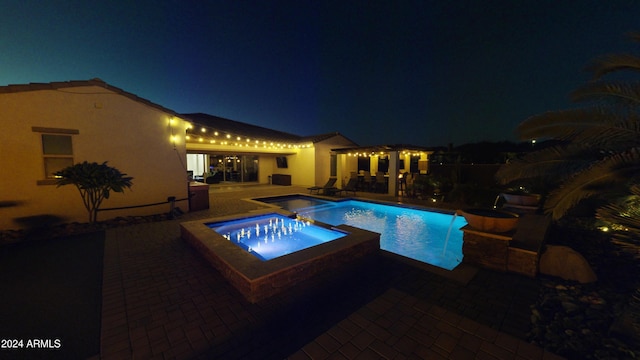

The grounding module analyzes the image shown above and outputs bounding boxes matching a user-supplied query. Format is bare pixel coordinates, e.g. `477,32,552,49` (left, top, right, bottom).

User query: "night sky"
2,1,639,147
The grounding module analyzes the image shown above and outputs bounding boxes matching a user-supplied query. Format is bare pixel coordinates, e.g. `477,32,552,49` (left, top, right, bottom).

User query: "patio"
97,184,563,359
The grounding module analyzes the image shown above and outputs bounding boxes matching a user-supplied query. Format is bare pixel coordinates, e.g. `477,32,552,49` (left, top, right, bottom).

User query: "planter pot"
501,193,541,206
459,208,519,233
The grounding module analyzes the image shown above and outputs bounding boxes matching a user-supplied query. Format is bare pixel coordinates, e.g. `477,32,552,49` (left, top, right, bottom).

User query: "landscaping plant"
495,32,640,350
496,32,640,252
54,161,133,223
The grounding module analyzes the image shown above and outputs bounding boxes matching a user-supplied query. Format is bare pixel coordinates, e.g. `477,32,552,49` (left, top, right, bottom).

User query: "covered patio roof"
331,144,437,155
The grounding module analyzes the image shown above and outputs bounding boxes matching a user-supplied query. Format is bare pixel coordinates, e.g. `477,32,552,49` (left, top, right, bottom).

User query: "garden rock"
539,245,597,283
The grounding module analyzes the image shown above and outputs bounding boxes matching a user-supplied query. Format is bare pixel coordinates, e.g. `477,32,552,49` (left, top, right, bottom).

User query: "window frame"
32,127,79,185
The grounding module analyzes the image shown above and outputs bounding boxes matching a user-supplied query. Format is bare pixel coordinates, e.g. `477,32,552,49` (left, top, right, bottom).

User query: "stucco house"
0,79,357,231
0,79,192,230
182,113,357,189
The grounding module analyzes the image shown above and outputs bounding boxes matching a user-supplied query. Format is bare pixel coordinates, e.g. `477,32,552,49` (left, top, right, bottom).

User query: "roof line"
1,79,355,145
0,78,182,117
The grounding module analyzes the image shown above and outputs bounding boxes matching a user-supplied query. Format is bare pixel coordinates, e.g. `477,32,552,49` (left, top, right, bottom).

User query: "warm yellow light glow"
201,127,206,132
210,140,215,144
187,123,193,129
237,136,241,141
198,138,203,142
214,131,219,136
185,135,191,140
226,134,231,139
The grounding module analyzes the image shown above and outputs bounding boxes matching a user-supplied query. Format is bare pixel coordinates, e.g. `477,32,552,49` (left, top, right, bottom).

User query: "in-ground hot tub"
180,209,380,303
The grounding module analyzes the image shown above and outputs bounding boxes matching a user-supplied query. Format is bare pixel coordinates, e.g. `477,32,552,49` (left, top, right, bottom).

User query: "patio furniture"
361,171,372,191
334,178,358,196
307,178,337,194
272,174,292,186
373,171,387,193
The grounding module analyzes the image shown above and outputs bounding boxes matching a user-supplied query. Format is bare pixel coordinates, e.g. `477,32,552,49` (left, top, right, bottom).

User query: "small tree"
54,161,133,223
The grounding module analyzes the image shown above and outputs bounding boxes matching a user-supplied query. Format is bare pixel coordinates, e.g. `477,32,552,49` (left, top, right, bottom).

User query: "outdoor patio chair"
361,171,372,191
307,178,337,194
334,178,358,196
373,171,386,193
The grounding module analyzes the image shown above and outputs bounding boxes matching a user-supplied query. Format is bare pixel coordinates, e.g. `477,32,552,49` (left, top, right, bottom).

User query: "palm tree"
54,161,134,223
496,33,640,255
496,34,640,344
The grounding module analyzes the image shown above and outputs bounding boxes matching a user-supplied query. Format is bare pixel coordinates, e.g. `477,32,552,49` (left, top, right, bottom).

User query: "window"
330,154,337,177
32,127,79,184
410,155,420,173
357,157,370,172
207,154,259,183
42,134,74,178
378,156,389,173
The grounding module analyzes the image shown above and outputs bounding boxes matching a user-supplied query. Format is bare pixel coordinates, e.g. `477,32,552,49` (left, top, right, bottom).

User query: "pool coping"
244,193,459,215
180,208,381,303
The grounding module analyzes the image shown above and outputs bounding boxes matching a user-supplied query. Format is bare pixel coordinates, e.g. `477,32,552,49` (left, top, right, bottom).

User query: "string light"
182,123,321,151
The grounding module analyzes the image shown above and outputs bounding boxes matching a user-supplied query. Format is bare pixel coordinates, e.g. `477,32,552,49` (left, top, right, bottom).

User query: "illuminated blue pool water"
207,213,347,261
256,195,467,270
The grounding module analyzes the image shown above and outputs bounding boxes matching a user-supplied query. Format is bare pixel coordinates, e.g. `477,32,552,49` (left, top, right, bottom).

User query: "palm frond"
495,144,595,185
585,53,640,80
596,185,640,256
516,108,616,140
517,107,640,148
544,148,640,220
570,114,640,148
571,81,640,107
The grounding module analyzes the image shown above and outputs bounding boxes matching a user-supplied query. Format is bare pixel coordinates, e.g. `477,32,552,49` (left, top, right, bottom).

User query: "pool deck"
99,184,565,359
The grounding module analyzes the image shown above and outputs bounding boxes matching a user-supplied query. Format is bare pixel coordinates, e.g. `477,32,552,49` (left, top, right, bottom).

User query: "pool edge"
180,208,381,303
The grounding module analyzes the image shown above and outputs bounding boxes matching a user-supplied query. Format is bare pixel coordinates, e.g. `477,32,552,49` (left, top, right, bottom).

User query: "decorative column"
388,151,399,196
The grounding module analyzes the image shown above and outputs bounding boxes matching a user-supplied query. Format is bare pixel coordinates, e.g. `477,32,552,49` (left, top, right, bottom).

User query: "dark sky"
2,1,639,147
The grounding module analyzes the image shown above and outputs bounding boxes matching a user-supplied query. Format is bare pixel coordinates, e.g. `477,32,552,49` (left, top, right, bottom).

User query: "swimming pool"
255,195,467,270
180,209,380,302
206,213,347,261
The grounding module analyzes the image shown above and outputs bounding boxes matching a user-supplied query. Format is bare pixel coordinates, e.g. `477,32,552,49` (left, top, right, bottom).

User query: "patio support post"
388,151,399,196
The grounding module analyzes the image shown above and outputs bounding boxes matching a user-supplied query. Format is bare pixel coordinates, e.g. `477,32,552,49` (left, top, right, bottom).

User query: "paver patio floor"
100,185,565,359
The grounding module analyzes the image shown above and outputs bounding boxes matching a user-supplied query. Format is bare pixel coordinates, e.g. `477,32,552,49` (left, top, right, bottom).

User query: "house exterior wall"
314,135,357,186
286,147,315,186
184,142,302,185
184,136,356,188
258,156,276,184
337,154,358,188
0,86,189,230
